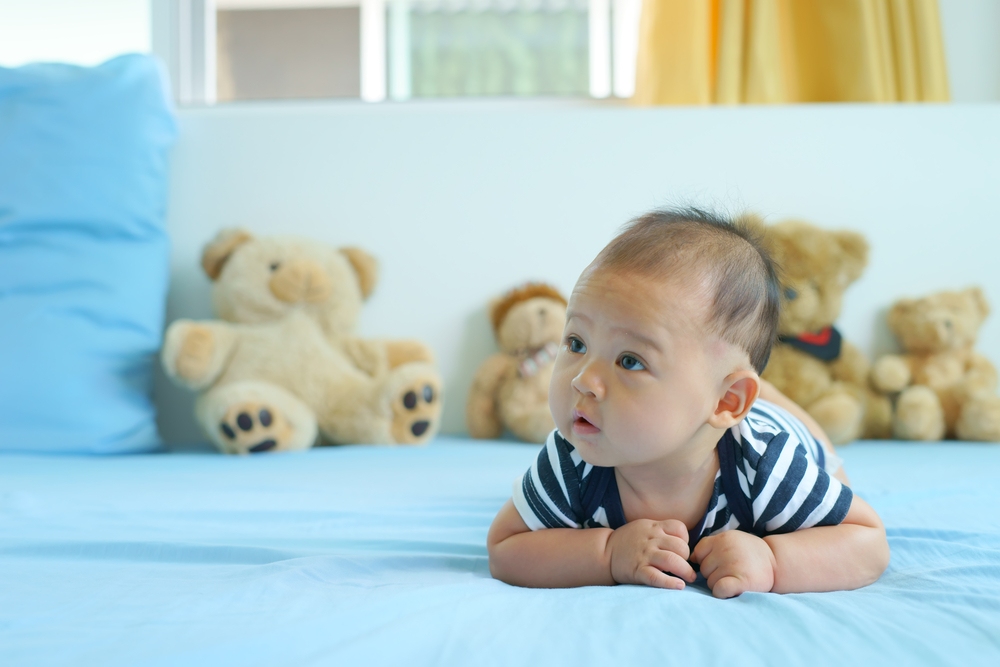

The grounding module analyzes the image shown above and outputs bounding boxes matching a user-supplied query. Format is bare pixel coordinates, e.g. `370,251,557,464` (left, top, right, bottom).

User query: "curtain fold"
634,0,950,105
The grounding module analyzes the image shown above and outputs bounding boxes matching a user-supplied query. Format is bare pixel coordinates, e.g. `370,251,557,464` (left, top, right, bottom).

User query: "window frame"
151,0,641,106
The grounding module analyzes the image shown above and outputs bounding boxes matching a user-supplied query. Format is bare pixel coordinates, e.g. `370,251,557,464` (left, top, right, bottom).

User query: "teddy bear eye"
269,262,280,272
784,287,798,301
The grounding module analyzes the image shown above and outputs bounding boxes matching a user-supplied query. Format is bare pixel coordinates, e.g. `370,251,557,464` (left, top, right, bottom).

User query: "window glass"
402,1,589,98
0,0,150,67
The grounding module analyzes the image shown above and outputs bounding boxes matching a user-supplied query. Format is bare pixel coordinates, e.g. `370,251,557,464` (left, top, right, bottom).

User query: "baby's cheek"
548,366,572,427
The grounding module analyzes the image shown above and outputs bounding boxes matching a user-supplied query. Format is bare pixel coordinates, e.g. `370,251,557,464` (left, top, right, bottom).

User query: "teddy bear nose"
269,258,332,304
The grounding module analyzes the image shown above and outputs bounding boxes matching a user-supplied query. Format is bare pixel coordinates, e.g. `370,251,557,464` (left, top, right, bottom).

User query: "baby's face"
549,266,733,469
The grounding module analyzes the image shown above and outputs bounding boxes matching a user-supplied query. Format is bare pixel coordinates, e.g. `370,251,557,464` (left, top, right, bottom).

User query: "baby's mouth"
572,409,601,435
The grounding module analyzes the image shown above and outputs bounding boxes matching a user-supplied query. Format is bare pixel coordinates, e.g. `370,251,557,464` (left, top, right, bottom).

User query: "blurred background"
1,0,998,106
4,1,999,443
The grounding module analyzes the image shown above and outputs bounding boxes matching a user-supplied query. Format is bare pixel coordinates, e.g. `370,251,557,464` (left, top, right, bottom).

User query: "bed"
4,54,1000,667
2,438,1000,666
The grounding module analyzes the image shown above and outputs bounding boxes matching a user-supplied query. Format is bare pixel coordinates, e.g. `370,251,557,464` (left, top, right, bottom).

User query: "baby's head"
549,207,780,468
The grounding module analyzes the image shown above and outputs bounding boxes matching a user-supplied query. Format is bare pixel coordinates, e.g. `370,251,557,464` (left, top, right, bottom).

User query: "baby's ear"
709,371,760,429
340,247,379,300
201,228,253,281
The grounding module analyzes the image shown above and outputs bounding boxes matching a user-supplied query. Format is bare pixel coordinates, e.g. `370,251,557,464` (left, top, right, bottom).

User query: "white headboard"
155,100,1000,444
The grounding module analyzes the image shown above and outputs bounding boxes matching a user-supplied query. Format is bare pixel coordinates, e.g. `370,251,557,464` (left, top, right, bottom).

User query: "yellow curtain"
634,0,950,104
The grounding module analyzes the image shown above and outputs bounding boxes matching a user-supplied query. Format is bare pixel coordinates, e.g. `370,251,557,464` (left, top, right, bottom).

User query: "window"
0,0,150,68
153,0,642,104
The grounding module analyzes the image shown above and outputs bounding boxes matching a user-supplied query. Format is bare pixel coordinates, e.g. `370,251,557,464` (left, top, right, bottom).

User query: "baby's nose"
572,364,605,400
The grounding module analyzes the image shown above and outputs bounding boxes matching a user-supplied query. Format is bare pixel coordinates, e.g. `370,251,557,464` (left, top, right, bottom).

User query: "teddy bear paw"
390,376,442,445
808,393,863,445
218,402,295,454
175,324,216,382
956,395,1000,442
894,386,945,441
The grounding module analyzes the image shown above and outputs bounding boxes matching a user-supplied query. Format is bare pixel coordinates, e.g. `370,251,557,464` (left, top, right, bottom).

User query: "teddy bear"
759,219,892,445
466,283,567,443
870,287,1000,441
161,228,443,454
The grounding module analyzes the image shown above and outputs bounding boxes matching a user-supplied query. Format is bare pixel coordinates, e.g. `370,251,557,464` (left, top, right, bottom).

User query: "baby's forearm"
489,527,616,588
764,522,889,593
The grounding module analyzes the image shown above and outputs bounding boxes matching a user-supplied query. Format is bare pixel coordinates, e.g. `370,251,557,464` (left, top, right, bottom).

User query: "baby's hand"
607,519,697,589
691,530,776,599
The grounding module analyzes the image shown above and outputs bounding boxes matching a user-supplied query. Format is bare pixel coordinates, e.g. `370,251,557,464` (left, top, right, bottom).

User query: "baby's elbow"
487,542,515,584
874,532,891,579
862,526,891,587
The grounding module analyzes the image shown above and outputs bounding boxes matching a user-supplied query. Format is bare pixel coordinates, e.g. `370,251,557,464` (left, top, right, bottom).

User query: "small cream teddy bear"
162,229,442,453
871,287,1000,441
466,283,567,443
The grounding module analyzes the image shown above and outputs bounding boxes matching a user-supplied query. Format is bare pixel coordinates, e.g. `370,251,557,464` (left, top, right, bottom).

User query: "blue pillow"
0,55,177,454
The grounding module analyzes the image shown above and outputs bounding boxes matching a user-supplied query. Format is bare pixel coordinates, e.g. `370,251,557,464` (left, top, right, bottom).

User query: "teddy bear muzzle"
269,258,332,304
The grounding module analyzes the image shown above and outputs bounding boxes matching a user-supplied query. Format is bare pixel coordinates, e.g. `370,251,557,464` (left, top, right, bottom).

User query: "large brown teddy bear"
760,219,892,444
466,283,567,443
871,287,1000,441
162,229,442,454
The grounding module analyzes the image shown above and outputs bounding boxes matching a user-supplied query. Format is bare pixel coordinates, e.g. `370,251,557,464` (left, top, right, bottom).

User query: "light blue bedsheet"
2,438,999,666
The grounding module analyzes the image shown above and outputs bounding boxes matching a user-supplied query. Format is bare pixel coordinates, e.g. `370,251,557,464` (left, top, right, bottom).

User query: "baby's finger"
649,550,697,583
690,535,716,564
654,534,691,561
696,553,719,582
710,575,747,599
638,565,686,590
656,519,689,543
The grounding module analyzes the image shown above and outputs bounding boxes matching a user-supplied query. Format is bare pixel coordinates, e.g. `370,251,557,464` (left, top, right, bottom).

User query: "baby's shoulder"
742,399,816,450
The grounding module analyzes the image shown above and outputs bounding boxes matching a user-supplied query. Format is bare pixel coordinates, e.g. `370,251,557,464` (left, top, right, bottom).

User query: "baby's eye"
618,354,645,371
567,337,586,354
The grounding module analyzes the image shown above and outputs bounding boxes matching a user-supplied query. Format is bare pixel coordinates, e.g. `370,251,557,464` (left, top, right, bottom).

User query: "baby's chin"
557,428,615,467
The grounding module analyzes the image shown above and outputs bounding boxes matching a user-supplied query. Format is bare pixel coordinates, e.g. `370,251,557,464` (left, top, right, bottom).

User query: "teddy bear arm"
341,338,390,377
828,341,870,386
466,355,511,439
762,348,830,408
162,320,238,391
384,339,435,368
871,354,913,394
963,352,999,394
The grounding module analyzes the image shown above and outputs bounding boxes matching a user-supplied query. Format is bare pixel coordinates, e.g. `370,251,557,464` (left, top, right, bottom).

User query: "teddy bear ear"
736,212,767,238
201,228,253,281
486,296,505,332
340,247,379,300
966,286,990,321
887,298,915,332
833,230,869,283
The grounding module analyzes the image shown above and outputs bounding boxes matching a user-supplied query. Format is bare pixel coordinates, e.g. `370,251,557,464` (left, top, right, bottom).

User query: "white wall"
155,101,1000,443
939,0,1000,103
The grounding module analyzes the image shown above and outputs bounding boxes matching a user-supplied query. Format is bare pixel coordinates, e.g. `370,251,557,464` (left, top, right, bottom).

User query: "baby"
487,208,890,598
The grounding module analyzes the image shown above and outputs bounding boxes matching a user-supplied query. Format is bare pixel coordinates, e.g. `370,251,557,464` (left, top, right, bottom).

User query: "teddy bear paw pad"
218,402,294,454
391,381,441,444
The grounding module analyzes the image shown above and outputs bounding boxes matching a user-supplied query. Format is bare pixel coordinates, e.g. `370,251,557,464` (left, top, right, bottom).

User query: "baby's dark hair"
592,207,780,373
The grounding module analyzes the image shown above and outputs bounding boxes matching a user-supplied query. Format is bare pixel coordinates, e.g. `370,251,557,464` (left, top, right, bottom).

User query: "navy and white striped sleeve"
739,418,854,535
512,430,584,530
750,399,826,469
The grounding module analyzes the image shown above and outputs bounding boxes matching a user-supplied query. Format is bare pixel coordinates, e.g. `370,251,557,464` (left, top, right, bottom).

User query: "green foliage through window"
401,2,589,98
